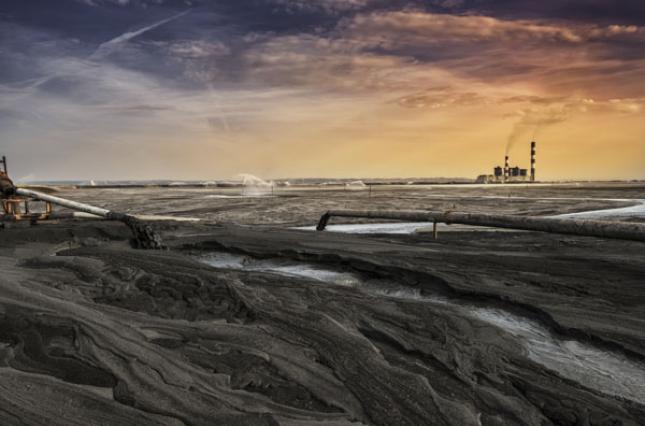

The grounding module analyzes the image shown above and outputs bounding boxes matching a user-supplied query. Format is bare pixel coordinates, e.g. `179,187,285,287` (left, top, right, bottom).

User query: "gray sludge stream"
200,251,645,404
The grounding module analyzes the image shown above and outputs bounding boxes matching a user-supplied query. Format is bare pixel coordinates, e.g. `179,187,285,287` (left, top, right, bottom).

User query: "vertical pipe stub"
316,212,331,231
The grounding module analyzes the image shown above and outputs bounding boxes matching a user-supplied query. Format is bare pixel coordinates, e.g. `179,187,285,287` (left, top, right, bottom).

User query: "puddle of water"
554,200,645,219
201,252,248,269
200,252,360,286
368,286,451,306
472,308,645,403
199,251,645,403
364,282,645,403
294,222,437,234
204,195,276,199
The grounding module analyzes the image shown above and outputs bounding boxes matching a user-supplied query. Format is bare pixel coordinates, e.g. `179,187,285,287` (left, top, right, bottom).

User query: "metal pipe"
15,188,164,249
16,188,111,218
316,209,645,242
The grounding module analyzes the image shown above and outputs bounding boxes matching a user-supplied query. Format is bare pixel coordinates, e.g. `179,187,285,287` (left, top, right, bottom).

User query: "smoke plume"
505,105,572,154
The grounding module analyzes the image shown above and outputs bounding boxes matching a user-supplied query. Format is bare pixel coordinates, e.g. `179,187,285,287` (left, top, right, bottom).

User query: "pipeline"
15,188,165,249
316,209,645,242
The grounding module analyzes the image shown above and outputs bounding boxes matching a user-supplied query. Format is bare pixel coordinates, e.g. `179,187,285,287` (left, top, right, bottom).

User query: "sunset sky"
1,0,644,181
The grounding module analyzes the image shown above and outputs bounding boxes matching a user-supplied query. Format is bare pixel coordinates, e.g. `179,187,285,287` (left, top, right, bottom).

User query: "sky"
1,0,644,181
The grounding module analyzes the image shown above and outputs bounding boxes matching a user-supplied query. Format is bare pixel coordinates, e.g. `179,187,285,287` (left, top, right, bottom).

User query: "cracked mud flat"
1,183,645,425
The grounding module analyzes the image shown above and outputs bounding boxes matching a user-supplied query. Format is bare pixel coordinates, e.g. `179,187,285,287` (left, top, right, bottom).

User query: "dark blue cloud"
2,0,644,93
445,0,645,25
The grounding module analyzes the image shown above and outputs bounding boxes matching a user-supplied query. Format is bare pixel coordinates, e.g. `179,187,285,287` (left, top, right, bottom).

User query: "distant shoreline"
19,180,645,190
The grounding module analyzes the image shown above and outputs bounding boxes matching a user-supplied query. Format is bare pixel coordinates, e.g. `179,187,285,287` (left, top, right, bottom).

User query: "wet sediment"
0,216,644,425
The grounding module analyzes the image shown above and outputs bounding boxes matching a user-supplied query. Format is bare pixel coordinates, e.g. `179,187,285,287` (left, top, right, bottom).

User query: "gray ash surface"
0,183,644,425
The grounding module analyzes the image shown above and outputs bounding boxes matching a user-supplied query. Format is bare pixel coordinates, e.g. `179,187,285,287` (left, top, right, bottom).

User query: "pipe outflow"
15,188,164,249
316,209,645,242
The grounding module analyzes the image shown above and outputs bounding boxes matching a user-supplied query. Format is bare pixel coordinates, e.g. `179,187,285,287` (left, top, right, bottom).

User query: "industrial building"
476,141,537,184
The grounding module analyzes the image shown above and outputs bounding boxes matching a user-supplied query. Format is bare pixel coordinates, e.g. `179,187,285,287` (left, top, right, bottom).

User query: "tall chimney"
504,155,510,181
530,141,536,182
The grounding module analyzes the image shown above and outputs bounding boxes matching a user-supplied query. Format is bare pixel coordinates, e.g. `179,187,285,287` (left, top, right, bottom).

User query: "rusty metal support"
1,195,55,221
316,209,645,242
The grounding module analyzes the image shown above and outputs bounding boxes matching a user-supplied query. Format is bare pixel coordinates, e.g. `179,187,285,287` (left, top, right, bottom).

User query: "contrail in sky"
11,9,191,91
89,9,191,61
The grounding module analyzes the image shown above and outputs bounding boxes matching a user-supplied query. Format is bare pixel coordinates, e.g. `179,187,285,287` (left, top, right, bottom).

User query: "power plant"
476,141,537,184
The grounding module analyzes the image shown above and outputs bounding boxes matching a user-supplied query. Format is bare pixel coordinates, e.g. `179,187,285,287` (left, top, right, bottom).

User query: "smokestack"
504,155,510,181
530,141,536,182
